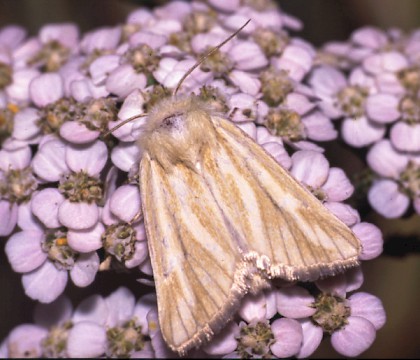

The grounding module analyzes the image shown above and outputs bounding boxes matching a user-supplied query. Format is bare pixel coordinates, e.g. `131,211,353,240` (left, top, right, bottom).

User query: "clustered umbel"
0,0,398,358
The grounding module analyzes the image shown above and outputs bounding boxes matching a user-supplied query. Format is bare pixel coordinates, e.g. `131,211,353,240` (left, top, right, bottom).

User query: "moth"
111,20,362,356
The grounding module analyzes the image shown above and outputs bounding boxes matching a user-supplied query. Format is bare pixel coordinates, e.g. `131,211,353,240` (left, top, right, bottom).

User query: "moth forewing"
210,115,361,280
139,96,362,355
139,143,263,354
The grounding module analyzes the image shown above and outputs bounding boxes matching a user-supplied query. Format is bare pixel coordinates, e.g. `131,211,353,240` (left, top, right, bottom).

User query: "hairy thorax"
138,96,218,171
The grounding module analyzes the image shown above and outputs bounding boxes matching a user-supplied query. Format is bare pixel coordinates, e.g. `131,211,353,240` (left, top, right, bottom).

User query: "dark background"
0,0,419,358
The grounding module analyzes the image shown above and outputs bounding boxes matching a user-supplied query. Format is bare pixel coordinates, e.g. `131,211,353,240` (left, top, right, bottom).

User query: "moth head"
138,95,218,171
103,19,251,171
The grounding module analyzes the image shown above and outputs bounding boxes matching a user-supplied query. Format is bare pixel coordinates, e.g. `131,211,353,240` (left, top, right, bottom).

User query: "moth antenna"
103,113,147,137
173,19,251,96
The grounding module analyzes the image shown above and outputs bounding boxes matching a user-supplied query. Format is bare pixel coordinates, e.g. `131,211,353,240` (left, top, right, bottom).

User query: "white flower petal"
111,142,141,172
5,230,46,273
291,150,329,188
106,64,147,98
101,199,119,225
239,292,269,323
32,139,69,182
366,93,400,123
17,200,43,231
363,51,408,74
229,41,268,71
125,239,148,269
7,69,40,103
31,188,65,228
133,293,157,334
351,27,387,49
270,318,303,358
12,107,41,141
67,322,107,358
80,26,121,53
322,167,354,202
58,200,99,230
345,266,364,293
316,273,347,298
309,66,347,98
229,70,260,96
368,179,409,218
331,316,376,357
89,54,120,85
287,90,314,112
302,111,337,141
323,202,360,226
70,252,99,287
39,23,79,48
342,116,386,148
130,31,167,49
349,292,386,330
0,200,18,236
0,25,26,48
203,322,239,356
118,88,145,117
237,122,257,139
60,121,100,144
275,44,313,81
276,286,316,318
262,141,292,169
67,221,105,252
352,222,383,260
6,324,47,358
296,319,323,358
22,261,68,303
110,184,142,222
390,122,420,152
30,73,64,107
0,145,31,170
65,140,108,175
207,0,240,12
367,139,408,178
105,287,136,327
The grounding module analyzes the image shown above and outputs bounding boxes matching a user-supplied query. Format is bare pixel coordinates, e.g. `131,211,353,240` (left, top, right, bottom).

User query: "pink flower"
79,26,122,54
1,324,47,358
30,72,64,107
32,137,108,230
5,195,100,303
67,287,154,357
0,140,36,236
222,290,303,358
101,184,148,269
290,150,355,211
309,65,385,148
272,41,314,82
277,278,385,358
367,139,420,218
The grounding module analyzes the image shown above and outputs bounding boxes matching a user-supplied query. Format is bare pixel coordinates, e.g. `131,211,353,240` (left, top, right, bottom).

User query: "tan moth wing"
208,116,361,280
140,150,264,355
139,110,361,355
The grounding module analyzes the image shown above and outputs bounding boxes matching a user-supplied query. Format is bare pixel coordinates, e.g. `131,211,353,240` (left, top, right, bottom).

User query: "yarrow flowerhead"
0,0,394,358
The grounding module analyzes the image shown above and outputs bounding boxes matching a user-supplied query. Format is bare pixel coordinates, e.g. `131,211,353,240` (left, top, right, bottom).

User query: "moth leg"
129,211,143,225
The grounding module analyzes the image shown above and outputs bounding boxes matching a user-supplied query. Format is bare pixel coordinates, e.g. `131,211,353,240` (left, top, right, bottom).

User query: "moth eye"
161,112,184,131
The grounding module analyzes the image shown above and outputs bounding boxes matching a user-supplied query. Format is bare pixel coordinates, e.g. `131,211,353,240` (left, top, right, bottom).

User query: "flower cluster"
1,279,386,358
313,26,420,218
0,0,390,358
0,287,156,358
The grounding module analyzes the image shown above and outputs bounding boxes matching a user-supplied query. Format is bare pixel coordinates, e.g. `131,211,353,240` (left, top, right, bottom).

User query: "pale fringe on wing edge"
174,251,360,355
